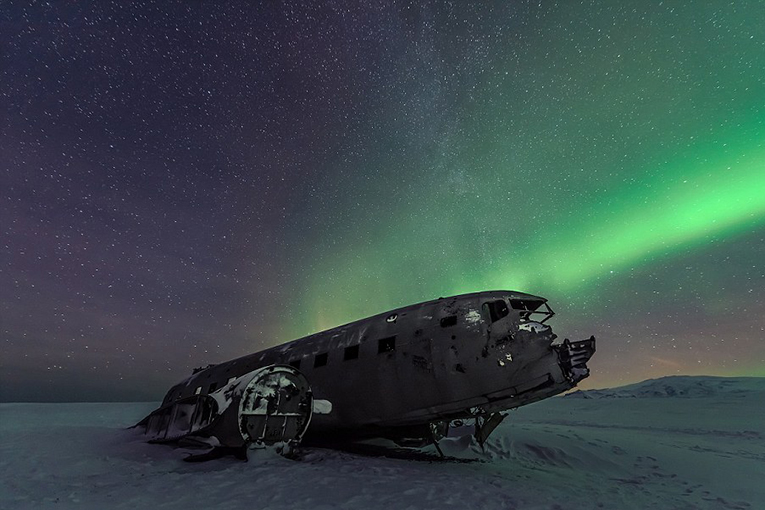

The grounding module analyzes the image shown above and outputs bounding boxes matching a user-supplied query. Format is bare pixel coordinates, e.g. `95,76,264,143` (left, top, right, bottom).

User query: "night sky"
2,1,764,402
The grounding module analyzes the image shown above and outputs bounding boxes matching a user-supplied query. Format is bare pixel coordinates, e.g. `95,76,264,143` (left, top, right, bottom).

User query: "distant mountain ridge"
565,375,765,399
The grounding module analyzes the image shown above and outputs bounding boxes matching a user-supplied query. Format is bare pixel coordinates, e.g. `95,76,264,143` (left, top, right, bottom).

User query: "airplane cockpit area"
134,290,596,460
483,295,555,324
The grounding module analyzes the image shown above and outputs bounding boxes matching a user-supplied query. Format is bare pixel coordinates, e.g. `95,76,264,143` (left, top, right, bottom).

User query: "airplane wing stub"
238,366,314,446
138,365,315,452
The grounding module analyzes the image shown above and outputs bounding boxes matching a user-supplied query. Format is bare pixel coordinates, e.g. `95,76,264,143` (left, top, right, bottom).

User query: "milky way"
2,1,764,401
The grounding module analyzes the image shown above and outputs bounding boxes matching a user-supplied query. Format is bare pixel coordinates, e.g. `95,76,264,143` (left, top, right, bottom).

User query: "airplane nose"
554,336,596,383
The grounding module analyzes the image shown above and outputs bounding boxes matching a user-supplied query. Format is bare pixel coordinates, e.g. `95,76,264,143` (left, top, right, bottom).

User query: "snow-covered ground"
1,376,763,510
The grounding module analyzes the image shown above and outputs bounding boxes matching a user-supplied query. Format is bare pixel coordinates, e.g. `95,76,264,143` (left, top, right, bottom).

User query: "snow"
517,321,550,333
1,376,763,509
463,310,483,326
313,399,333,415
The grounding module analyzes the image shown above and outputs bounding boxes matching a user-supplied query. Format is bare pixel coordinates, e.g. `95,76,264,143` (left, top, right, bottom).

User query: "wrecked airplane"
136,290,595,459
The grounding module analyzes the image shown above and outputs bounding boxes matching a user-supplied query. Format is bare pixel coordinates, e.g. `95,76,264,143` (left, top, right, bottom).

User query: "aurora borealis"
2,1,764,401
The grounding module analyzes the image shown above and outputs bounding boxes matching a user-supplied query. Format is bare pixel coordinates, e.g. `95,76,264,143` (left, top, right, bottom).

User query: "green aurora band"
290,135,765,337
272,2,765,378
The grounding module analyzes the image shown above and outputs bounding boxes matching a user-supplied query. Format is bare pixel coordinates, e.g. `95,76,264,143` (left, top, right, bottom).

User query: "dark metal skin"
140,290,595,449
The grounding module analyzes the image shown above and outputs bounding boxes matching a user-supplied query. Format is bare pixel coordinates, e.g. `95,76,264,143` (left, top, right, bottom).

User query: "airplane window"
510,298,545,320
440,315,457,327
314,353,328,368
510,298,539,310
289,359,302,369
344,344,359,360
483,300,509,322
194,386,202,395
378,336,396,353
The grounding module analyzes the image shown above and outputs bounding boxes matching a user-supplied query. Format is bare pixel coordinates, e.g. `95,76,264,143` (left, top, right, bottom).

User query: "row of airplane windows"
189,335,397,397
289,335,396,370
184,300,519,399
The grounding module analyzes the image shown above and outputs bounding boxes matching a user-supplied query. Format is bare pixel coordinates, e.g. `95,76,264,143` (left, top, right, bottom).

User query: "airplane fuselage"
153,290,595,444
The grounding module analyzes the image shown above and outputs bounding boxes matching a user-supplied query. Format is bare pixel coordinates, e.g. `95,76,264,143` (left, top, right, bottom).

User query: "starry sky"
2,1,764,402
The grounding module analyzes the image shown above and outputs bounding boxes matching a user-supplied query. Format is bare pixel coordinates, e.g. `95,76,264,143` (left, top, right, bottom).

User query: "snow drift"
1,376,762,510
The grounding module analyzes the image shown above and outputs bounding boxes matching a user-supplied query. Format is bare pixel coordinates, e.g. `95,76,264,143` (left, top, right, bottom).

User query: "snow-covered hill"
565,375,765,399
1,376,763,510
